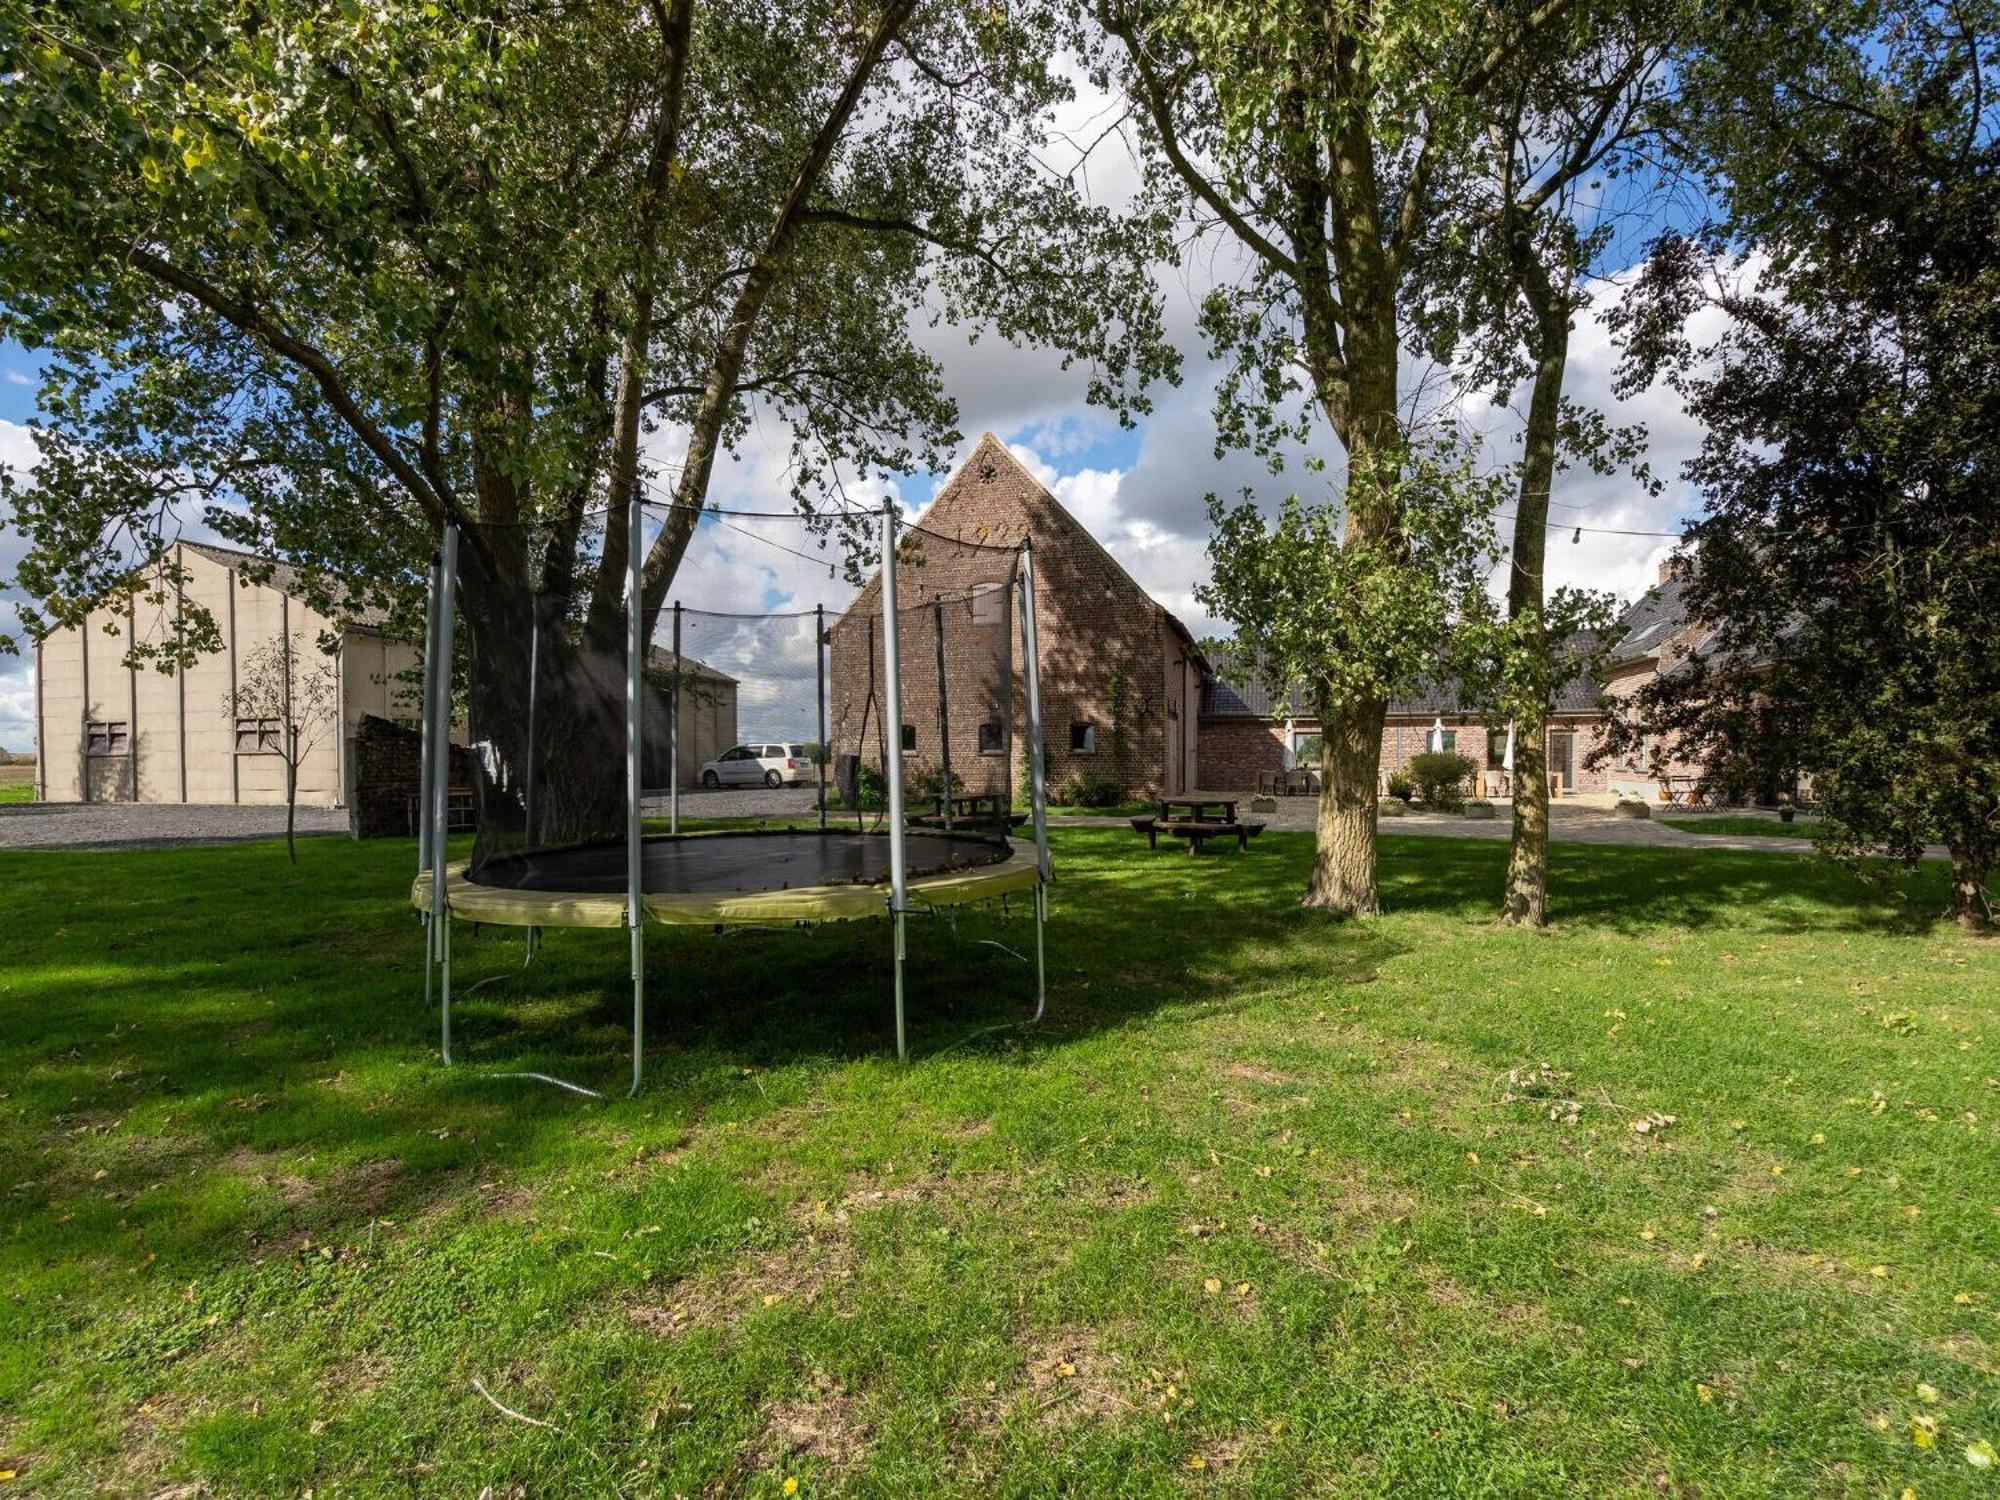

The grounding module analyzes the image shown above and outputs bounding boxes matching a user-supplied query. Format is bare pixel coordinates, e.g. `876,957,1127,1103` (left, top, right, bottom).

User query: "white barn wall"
34,542,418,808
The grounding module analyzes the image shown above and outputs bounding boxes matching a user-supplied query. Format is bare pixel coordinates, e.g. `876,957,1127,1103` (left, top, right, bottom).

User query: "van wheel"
764,769,783,788
702,770,720,789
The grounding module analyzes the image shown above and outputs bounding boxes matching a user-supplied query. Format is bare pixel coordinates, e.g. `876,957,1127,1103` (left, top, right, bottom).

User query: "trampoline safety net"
420,495,1050,1080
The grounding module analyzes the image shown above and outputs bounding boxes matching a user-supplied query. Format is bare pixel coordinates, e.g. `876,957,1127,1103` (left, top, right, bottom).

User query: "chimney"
1658,554,1682,585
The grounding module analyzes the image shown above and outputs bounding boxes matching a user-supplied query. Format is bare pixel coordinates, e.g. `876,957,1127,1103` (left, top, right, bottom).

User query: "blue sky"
0,156,1714,757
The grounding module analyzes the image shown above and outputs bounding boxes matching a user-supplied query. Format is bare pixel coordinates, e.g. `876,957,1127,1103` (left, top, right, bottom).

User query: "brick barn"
828,435,1205,802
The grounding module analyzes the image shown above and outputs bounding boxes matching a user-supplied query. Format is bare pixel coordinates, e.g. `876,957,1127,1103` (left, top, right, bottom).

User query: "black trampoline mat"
468,829,1010,895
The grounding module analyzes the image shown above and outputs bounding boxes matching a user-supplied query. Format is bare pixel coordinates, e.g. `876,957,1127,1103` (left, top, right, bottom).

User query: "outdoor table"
1159,797,1237,824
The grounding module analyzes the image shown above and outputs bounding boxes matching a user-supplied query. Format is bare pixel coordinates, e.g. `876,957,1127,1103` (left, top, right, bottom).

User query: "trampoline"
413,828,1038,927
412,494,1055,1095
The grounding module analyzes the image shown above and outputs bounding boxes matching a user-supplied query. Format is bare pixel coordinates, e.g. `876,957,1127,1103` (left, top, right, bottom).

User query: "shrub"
1614,797,1651,820
830,761,886,811
1462,798,1496,820
1407,751,1474,812
1378,796,1408,818
1385,770,1415,802
906,763,965,805
1059,770,1126,808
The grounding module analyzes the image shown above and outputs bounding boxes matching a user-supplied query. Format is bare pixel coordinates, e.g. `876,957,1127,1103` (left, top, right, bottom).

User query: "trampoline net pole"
418,550,442,1019
816,604,828,832
933,596,952,829
431,526,459,969
1017,539,1052,882
669,602,681,836
418,552,442,877
879,500,910,1058
627,500,647,1094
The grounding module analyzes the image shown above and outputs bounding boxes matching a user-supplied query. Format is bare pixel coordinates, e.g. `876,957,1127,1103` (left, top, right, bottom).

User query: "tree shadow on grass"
0,823,1962,1289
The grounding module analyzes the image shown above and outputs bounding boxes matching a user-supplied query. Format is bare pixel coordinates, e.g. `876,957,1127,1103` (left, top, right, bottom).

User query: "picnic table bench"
1130,797,1265,853
907,793,1027,833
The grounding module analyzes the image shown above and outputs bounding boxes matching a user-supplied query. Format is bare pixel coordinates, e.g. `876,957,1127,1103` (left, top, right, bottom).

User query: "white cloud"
0,419,42,751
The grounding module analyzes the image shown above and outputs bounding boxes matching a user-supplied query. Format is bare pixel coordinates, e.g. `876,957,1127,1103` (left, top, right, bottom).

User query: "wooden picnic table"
907,792,1026,833
1133,796,1262,854
1159,797,1237,824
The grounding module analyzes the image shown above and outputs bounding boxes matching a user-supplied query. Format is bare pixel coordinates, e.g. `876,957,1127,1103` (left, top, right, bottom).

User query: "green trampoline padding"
413,828,1039,928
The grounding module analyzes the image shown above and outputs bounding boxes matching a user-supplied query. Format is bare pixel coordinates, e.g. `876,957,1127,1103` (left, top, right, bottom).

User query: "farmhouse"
835,446,1723,804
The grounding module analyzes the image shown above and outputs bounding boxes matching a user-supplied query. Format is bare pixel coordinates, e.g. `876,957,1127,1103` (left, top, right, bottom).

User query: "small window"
1438,729,1457,752
235,717,283,754
1487,730,1509,769
970,587,1006,626
1070,722,1096,754
977,720,1004,755
900,724,917,753
86,720,131,756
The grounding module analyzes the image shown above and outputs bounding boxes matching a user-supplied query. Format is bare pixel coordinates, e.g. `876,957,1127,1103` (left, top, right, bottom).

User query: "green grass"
1661,815,1816,839
1044,799,1156,818
1,829,1995,1496
0,764,33,804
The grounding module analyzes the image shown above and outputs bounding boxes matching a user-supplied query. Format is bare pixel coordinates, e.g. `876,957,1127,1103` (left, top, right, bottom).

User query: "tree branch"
116,243,446,528
1101,9,1300,278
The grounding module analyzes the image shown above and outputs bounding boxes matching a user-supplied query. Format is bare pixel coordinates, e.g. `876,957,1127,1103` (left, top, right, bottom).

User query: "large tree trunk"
1501,255,1570,927
1310,692,1386,914
1947,845,1991,933
458,533,628,867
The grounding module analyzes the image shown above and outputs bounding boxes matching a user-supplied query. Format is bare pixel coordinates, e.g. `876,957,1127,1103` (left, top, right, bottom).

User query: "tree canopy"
0,0,1174,649
1606,0,2000,928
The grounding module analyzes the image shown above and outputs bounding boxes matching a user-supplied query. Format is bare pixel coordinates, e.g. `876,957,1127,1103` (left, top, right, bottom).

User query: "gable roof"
1605,572,1693,664
177,539,394,630
834,433,1200,653
645,646,736,685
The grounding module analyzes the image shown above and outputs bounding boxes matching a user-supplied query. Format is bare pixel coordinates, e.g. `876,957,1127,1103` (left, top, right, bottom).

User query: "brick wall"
1196,719,1287,789
349,713,474,838
1196,713,1615,795
828,434,1185,803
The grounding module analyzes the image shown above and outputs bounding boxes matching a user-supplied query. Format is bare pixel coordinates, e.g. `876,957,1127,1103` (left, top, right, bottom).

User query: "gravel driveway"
0,801,351,851
641,785,824,821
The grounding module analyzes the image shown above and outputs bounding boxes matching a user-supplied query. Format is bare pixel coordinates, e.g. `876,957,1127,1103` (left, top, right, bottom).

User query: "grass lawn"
1661,815,1816,840
1,828,1995,1496
0,764,33,804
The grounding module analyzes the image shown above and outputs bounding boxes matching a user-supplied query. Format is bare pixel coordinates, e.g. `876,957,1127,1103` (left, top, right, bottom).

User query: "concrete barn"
32,540,742,811
33,541,420,808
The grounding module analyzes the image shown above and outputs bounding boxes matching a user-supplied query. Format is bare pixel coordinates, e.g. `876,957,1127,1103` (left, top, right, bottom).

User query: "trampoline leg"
893,908,908,1061
629,923,645,1097
1032,881,1047,1025
441,912,454,1066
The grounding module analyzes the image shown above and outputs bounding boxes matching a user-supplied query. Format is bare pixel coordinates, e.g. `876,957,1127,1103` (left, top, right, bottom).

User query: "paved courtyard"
1065,794,1843,856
